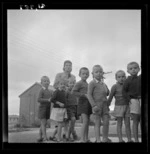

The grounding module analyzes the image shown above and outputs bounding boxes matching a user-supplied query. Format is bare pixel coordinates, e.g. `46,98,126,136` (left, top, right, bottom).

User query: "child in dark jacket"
50,80,68,142
122,62,141,142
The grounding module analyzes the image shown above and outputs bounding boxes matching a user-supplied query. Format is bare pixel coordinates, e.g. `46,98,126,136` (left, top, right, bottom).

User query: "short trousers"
38,105,50,119
50,108,68,122
77,99,92,116
92,103,109,118
67,105,78,120
130,99,141,115
113,105,130,118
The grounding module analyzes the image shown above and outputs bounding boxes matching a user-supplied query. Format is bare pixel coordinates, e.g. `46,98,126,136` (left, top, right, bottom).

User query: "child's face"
127,64,140,76
41,77,50,88
64,62,72,73
80,69,89,81
68,82,74,90
93,67,103,81
116,72,126,84
59,82,66,90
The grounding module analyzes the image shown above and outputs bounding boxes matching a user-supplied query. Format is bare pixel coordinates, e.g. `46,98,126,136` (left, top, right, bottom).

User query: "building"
19,82,55,127
9,115,19,125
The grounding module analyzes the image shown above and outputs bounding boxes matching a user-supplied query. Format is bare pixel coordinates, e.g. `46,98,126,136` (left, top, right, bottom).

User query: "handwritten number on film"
20,4,45,10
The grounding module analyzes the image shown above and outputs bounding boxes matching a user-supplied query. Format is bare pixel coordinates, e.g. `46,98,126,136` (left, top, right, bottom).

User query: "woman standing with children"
50,60,78,142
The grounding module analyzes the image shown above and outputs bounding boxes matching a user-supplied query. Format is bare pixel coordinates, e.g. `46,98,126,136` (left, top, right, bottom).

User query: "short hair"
79,67,89,76
92,65,103,73
63,60,72,71
127,62,140,70
91,65,104,78
115,70,126,79
41,76,50,83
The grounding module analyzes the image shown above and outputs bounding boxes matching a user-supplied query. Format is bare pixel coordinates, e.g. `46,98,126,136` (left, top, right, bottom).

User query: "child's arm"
53,73,61,89
122,79,130,102
55,101,64,107
50,90,57,104
107,85,116,106
103,83,110,96
51,90,65,107
37,89,51,103
72,82,86,98
87,81,96,108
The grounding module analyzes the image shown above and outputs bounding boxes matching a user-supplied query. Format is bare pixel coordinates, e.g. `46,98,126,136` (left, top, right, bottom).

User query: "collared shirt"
38,87,53,105
94,78,108,94
42,86,46,90
107,82,128,106
122,75,141,102
87,79,109,107
72,80,88,101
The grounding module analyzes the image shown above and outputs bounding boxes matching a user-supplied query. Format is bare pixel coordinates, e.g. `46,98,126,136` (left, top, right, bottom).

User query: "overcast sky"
8,10,141,115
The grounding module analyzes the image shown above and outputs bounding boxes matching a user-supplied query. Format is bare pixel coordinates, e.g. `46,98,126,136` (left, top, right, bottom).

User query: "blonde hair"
115,70,126,79
79,67,89,76
127,62,140,70
92,65,103,78
41,76,50,82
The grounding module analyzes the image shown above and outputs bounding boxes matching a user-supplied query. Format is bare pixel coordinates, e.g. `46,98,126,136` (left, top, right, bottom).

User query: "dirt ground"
8,121,141,143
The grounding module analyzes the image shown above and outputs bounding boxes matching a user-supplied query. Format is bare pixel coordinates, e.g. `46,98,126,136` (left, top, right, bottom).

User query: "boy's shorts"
130,99,141,115
38,105,50,119
113,105,130,118
93,103,109,118
67,105,77,120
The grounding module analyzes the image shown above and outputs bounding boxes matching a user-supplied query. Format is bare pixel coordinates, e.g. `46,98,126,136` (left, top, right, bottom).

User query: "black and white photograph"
2,2,148,152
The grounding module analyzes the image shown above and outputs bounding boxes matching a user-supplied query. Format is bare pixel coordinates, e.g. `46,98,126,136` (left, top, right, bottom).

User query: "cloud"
7,10,141,115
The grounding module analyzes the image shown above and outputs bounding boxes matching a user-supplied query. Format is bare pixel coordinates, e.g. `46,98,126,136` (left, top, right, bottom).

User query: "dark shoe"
85,139,92,143
102,139,112,143
62,134,66,139
107,138,112,142
56,140,64,143
72,134,78,140
95,140,101,143
42,138,49,142
119,140,126,143
127,140,134,143
37,138,43,142
49,136,57,141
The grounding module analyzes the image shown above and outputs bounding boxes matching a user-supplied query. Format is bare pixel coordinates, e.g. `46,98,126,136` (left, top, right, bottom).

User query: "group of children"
37,61,141,143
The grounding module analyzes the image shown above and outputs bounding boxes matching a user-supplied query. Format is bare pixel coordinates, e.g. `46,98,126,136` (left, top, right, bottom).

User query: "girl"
72,67,92,142
50,80,68,142
107,70,133,142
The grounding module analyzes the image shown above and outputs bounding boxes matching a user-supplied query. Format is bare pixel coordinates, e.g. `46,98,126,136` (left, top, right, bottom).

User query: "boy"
122,62,141,142
37,76,53,142
87,65,110,142
66,81,78,141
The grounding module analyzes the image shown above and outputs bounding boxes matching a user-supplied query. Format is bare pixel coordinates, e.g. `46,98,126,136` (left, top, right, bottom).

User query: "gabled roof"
19,82,55,98
19,82,41,98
